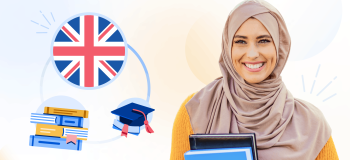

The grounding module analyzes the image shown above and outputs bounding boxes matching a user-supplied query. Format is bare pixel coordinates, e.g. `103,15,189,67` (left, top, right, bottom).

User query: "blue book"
29,135,82,151
112,119,140,136
30,113,84,128
184,147,253,160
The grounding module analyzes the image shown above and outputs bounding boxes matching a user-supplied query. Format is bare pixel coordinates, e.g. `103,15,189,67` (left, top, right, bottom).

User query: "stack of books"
29,107,89,151
184,133,258,160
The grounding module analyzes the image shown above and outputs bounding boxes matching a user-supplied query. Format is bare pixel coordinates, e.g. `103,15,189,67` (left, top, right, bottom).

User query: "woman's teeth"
244,63,264,69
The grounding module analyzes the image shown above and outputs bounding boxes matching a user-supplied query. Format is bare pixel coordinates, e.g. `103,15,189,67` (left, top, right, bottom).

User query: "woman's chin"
242,74,266,84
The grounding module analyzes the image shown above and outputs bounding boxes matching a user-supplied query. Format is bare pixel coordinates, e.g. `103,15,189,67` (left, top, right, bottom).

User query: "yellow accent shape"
35,124,88,140
170,93,339,160
44,107,89,118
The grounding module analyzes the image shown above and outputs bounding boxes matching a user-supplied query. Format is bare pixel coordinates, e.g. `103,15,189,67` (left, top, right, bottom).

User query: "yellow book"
44,107,89,118
35,124,88,140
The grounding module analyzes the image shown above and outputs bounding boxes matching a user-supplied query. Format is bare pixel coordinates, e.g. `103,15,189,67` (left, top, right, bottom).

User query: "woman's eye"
258,39,271,43
235,40,246,44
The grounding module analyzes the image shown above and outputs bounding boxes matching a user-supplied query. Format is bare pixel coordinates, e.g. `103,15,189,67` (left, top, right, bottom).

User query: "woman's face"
231,18,277,84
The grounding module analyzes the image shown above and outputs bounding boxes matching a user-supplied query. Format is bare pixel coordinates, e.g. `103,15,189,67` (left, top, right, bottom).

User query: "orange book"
44,107,89,118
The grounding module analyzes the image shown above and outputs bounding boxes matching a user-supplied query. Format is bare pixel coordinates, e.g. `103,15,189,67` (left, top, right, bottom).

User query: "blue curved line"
39,45,150,144
127,44,151,102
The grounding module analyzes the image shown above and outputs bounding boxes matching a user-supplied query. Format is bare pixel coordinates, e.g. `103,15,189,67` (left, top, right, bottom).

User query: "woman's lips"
243,62,265,72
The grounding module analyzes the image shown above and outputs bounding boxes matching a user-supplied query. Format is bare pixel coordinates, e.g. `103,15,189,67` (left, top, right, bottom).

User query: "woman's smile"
242,61,265,72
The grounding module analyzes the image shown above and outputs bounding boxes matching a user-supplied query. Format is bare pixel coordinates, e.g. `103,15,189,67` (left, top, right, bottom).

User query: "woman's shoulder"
173,92,197,131
174,92,196,121
181,92,197,107
315,136,339,160
172,93,195,139
170,93,196,160
294,98,328,121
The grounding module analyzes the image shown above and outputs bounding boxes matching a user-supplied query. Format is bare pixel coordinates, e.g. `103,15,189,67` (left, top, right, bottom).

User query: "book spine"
36,124,63,138
44,107,89,118
60,116,84,128
35,124,88,140
31,114,84,128
29,135,82,151
189,137,197,150
252,133,258,160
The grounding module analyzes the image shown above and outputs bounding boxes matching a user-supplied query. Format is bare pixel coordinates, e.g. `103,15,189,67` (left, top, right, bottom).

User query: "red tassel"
144,120,154,133
121,124,128,137
133,109,154,134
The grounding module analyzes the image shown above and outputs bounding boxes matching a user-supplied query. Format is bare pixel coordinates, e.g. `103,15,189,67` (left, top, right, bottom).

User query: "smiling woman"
170,0,338,160
232,17,277,84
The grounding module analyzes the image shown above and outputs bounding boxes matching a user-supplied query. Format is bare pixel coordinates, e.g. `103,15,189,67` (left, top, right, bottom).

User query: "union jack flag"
53,15,126,87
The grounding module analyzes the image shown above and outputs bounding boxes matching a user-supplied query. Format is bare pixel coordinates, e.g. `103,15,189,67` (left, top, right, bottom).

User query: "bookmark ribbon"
66,134,77,145
121,124,129,138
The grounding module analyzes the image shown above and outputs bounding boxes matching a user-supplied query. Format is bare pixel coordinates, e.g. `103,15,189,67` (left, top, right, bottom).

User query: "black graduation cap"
111,102,155,137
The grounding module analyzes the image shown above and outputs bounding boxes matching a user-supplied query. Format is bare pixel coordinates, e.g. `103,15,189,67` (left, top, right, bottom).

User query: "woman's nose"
246,44,259,59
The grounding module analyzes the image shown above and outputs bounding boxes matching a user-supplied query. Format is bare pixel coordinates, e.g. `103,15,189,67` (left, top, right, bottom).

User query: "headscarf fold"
185,0,331,159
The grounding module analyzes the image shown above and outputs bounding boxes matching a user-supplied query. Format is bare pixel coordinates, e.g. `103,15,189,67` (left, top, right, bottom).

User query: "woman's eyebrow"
257,35,272,39
233,35,247,39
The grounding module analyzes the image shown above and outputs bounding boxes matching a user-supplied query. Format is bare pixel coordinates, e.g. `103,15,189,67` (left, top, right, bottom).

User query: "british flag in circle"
53,15,126,88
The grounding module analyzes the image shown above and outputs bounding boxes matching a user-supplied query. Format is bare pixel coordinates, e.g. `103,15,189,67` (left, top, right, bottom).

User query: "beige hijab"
185,0,331,159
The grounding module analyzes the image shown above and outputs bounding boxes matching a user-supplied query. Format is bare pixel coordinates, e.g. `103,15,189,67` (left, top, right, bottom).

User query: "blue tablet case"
184,147,253,160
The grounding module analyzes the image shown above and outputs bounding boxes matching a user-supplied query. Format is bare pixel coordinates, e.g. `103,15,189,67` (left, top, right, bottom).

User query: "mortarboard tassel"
121,124,129,137
133,109,154,134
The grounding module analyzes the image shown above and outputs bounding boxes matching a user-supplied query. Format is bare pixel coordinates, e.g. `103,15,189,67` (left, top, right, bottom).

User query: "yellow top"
170,93,339,160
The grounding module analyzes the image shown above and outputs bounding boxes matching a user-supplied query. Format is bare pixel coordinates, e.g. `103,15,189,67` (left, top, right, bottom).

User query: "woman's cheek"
231,49,245,60
232,57,243,69
260,47,276,61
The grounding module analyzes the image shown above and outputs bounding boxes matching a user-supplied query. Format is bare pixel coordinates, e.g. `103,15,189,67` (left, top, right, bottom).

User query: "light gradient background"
0,0,349,159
